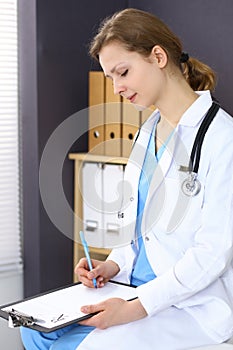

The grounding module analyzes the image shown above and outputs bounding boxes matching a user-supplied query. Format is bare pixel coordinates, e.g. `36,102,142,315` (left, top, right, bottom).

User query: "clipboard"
0,281,137,333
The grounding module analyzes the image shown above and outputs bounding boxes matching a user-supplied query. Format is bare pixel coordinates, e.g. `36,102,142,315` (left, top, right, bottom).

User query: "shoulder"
204,107,233,167
210,107,233,143
217,106,233,125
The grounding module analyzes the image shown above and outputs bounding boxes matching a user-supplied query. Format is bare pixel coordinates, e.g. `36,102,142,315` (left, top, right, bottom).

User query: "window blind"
0,0,22,272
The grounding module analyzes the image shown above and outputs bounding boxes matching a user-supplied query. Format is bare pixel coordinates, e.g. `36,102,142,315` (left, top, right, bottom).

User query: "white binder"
102,164,124,248
82,162,104,248
82,162,125,248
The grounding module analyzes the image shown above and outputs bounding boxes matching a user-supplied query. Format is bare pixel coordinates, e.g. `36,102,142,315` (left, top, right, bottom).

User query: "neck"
155,72,199,127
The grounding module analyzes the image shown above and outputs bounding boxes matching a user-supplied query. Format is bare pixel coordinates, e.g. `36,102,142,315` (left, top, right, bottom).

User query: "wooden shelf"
69,152,128,165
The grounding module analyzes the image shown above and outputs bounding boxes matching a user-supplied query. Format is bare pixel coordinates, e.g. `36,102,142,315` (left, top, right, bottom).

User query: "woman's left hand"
78,297,147,329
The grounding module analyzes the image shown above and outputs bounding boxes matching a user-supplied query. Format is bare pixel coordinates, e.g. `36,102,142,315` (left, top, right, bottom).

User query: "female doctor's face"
99,41,166,110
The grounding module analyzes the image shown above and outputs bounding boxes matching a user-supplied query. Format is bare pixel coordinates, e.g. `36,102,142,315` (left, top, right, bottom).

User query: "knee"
49,341,64,350
49,344,58,350
20,327,38,349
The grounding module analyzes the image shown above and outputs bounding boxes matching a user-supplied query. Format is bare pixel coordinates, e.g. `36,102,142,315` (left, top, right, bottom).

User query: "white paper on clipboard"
1,281,137,332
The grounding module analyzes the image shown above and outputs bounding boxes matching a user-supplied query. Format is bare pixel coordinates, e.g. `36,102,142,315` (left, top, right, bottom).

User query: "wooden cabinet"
69,153,127,282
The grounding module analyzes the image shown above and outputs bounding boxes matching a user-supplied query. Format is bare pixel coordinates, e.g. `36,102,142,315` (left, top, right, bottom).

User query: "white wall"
0,270,24,350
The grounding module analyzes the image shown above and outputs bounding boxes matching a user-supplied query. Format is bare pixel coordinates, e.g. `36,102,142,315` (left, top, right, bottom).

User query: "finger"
74,258,88,274
86,273,105,288
75,269,88,284
81,302,104,314
96,276,105,288
79,275,96,288
78,310,107,329
78,313,100,327
88,261,105,279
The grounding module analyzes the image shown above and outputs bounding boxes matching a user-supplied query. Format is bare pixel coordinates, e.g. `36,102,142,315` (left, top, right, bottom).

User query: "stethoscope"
179,101,220,196
118,101,220,221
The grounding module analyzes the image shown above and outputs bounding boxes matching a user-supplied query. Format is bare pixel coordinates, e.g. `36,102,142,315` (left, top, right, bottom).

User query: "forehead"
99,42,143,74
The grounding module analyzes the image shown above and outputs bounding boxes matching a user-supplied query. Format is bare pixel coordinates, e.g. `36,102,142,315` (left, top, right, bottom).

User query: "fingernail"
81,306,88,313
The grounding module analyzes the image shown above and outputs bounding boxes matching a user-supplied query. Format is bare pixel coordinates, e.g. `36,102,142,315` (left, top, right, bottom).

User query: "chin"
133,103,148,112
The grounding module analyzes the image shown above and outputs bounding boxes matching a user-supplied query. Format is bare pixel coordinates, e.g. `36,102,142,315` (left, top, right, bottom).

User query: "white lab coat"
77,91,233,349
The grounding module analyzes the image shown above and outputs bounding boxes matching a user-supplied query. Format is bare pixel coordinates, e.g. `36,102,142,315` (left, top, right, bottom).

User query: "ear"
150,45,168,68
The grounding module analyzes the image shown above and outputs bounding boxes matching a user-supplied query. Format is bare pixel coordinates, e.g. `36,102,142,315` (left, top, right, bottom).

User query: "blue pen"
80,231,97,288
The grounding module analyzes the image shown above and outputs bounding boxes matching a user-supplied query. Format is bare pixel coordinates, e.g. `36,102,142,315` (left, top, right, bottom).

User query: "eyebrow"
110,65,117,74
111,62,127,73
105,62,127,78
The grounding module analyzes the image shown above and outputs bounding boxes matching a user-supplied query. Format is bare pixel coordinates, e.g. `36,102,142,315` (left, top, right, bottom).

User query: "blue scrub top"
131,118,173,286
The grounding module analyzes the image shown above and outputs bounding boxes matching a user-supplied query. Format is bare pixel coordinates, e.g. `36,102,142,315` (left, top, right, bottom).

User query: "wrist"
105,260,120,278
127,298,147,322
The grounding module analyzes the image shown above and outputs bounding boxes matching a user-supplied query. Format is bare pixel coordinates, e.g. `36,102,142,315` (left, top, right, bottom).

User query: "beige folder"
104,78,122,156
88,71,105,155
121,98,140,157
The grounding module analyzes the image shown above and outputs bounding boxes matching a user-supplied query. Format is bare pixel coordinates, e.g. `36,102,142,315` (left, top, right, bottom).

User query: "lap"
50,325,95,350
20,324,95,350
77,307,217,350
21,307,220,350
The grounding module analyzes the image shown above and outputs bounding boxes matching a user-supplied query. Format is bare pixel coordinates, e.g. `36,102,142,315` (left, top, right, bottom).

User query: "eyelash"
121,69,128,77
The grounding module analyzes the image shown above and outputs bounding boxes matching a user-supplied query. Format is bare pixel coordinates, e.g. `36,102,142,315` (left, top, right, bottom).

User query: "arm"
138,117,233,316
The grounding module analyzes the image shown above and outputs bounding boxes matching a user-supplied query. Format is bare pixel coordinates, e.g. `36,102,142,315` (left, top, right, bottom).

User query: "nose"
113,79,126,96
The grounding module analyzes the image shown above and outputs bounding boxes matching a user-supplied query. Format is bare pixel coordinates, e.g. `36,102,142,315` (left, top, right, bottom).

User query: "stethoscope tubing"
189,102,220,174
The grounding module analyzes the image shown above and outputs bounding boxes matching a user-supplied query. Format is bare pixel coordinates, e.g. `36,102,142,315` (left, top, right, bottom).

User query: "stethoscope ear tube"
189,102,220,174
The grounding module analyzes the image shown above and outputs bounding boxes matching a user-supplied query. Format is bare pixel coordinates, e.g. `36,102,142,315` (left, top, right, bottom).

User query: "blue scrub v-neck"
130,119,173,286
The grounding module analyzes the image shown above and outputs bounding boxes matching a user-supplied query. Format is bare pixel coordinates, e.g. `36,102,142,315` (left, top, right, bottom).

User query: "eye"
121,69,128,77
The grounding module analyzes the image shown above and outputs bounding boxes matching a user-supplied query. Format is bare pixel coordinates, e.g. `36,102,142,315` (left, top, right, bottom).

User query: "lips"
127,93,137,103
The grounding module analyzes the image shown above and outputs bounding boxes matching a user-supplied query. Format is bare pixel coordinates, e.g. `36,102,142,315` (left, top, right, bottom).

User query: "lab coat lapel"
118,123,151,247
124,111,160,202
147,129,177,200
120,111,159,240
140,129,179,237
121,123,151,222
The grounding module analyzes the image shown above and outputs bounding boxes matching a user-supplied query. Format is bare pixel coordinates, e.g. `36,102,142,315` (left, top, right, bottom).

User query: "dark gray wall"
20,0,233,297
131,0,233,115
19,0,128,297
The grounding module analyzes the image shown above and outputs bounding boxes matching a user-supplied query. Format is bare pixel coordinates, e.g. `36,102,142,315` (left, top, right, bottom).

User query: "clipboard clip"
8,309,35,328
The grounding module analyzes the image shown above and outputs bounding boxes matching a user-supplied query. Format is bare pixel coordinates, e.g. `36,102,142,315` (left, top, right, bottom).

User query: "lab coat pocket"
147,176,205,253
165,175,205,234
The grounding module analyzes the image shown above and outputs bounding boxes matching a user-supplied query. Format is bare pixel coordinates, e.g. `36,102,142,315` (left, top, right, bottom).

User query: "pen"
79,231,97,288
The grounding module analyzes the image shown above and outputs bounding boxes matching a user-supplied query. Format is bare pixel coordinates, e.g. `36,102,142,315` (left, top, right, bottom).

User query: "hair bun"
180,52,189,63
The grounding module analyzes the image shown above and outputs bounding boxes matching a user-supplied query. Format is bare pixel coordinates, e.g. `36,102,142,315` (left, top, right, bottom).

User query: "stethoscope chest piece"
181,172,201,197
180,102,220,197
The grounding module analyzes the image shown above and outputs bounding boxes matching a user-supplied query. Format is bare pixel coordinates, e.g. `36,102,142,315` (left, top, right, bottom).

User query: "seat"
189,342,233,349
189,346,233,349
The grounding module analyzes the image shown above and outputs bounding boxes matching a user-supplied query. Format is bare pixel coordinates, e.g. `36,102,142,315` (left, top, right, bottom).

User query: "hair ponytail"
181,57,216,92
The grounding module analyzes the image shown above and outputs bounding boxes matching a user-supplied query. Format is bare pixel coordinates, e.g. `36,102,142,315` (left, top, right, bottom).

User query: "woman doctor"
21,8,233,350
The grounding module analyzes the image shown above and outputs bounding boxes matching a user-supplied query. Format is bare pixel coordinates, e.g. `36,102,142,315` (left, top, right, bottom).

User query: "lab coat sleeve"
107,247,126,271
137,118,233,316
106,246,133,283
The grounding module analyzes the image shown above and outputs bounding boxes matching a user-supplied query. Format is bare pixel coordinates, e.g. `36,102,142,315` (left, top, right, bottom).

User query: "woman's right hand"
74,259,120,288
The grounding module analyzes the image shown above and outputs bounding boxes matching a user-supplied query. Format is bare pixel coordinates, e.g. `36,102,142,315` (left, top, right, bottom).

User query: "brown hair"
89,8,216,92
